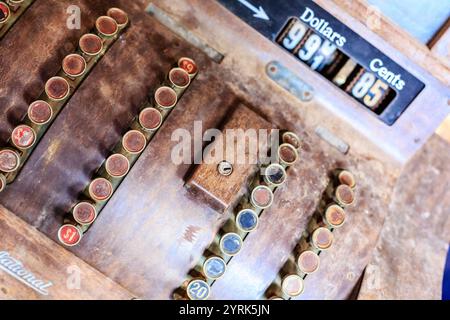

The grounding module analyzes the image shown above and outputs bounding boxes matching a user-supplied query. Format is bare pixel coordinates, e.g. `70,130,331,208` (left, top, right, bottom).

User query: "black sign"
217,0,425,125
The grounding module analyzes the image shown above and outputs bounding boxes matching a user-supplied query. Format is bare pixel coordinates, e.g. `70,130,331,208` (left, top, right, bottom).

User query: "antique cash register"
0,0,449,300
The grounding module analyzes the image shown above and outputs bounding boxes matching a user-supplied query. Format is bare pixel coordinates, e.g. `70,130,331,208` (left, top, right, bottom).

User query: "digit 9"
282,20,307,50
299,34,323,61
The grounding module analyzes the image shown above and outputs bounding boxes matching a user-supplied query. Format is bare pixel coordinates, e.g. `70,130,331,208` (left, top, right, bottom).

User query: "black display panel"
217,0,425,125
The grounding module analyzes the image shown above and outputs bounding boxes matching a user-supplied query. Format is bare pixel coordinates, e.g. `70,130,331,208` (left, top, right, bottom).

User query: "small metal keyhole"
218,161,233,176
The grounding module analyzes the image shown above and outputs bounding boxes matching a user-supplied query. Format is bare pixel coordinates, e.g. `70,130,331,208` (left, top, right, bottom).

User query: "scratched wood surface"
358,135,450,300
0,0,447,300
0,205,134,300
0,0,139,144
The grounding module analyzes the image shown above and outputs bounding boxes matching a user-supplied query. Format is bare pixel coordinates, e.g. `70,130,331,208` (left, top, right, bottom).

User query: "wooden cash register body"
0,0,449,299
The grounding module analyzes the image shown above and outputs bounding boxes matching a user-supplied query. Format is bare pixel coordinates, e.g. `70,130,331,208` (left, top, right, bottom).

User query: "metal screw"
218,161,233,176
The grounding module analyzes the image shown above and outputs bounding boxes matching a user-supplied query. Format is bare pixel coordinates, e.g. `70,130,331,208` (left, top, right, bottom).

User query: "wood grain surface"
0,204,134,300
358,135,450,300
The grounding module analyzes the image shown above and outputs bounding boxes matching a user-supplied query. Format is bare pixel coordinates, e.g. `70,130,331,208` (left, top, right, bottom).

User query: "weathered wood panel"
358,135,450,300
0,0,447,300
187,105,272,213
0,205,134,300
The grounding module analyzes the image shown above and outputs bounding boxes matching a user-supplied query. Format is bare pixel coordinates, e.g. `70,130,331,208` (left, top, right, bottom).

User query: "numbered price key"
186,279,210,300
0,2,10,24
58,224,83,246
178,57,198,79
203,256,227,280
